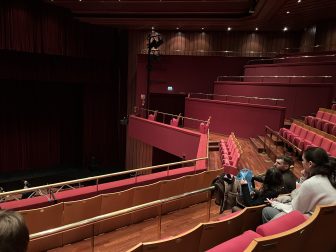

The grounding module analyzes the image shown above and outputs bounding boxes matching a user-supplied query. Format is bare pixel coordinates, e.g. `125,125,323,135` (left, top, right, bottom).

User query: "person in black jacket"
252,155,297,194
240,167,284,207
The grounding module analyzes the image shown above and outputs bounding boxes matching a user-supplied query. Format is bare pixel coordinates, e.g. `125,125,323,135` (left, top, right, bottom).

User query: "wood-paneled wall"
126,136,152,171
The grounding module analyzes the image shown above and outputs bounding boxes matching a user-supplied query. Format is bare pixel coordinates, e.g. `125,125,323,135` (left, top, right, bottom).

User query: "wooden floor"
49,133,304,252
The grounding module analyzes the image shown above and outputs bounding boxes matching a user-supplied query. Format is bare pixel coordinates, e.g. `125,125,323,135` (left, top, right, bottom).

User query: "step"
265,133,283,146
249,137,265,153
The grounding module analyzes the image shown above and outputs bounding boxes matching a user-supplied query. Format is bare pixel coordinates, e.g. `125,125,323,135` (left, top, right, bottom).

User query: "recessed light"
283,27,288,31
286,11,290,14
176,27,179,30
201,27,205,30
151,26,155,30
255,27,259,31
298,0,301,3
227,27,232,31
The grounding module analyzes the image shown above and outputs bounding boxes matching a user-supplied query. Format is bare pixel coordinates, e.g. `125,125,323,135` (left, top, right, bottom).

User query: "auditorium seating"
148,110,158,121
170,113,181,127
332,104,336,110
24,170,222,251
278,120,336,156
219,133,242,175
304,108,336,136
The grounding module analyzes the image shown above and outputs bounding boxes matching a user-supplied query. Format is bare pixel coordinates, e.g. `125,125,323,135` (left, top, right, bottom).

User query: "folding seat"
279,123,295,139
304,133,323,150
328,141,336,157
319,138,333,153
331,125,336,136
287,126,302,142
292,128,308,146
316,112,333,130
311,111,324,128
304,116,315,127
297,130,315,150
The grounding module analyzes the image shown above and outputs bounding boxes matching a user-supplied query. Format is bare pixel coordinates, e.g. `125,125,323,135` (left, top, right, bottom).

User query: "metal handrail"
216,75,333,81
30,185,215,240
135,107,207,123
0,157,207,198
189,92,285,102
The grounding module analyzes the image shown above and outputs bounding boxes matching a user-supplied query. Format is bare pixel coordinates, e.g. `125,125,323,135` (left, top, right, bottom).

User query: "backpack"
236,168,254,194
211,173,240,214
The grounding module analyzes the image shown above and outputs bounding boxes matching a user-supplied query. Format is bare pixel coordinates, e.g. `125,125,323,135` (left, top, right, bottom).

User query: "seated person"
239,167,284,207
0,210,29,252
252,155,297,194
262,148,336,223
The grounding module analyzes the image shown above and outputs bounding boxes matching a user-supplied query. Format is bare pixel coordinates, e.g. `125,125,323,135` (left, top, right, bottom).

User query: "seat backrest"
320,138,332,153
332,104,336,110
312,134,323,146
299,128,308,138
329,142,336,157
322,112,332,121
316,110,324,119
293,125,302,135
330,114,336,124
305,131,315,142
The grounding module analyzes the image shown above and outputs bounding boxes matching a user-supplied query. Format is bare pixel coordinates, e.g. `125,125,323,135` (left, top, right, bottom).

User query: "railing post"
158,204,162,240
207,191,212,221
91,223,95,252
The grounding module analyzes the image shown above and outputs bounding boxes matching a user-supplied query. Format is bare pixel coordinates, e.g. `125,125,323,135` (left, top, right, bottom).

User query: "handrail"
135,106,207,123
189,92,284,102
0,157,208,198
29,185,215,240
216,75,333,81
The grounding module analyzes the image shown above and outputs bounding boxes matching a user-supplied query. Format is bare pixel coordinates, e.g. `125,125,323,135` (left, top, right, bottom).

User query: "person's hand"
240,179,248,185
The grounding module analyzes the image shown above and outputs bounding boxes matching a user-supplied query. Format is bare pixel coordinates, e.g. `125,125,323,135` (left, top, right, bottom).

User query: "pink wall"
214,81,334,119
128,115,201,159
136,55,254,107
184,98,286,138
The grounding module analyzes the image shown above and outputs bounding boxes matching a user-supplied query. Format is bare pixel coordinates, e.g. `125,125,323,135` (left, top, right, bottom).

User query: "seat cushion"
256,210,307,236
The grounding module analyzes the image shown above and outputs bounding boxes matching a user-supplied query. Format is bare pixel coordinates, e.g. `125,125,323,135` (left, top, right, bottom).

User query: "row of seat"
130,204,336,252
219,133,242,175
279,121,336,157
305,108,336,136
208,204,336,251
23,169,222,252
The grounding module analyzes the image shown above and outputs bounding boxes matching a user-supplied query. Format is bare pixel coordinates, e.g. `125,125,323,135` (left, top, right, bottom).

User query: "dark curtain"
0,1,128,172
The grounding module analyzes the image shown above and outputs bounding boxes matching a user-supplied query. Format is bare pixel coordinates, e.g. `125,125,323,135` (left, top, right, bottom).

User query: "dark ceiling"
45,0,336,31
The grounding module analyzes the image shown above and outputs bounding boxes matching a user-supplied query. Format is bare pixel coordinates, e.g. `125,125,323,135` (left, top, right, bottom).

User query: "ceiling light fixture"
286,11,290,14
298,0,301,3
283,27,288,31
255,27,259,31
227,27,232,31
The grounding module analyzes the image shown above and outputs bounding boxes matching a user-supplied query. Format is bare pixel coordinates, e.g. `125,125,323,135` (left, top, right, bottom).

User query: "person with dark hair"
240,167,284,207
262,147,336,222
252,155,297,194
0,210,29,252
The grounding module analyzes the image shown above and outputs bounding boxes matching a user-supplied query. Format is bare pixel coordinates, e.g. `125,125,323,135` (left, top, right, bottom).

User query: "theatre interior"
0,0,336,251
